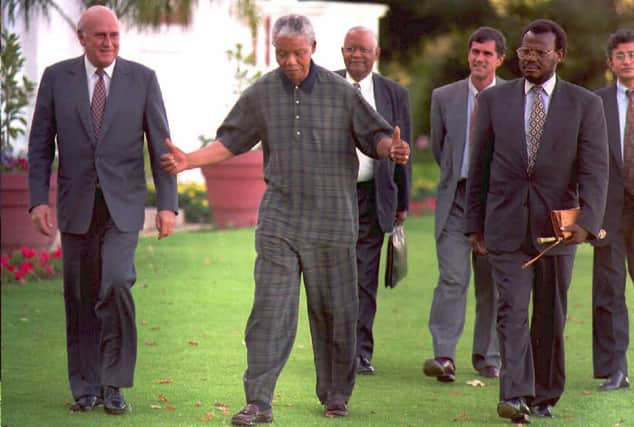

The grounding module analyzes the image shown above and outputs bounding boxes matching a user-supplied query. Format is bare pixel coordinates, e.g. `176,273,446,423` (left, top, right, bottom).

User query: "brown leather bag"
522,208,580,269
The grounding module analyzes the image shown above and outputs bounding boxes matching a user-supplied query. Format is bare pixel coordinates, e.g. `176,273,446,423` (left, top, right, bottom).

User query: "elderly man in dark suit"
592,28,634,392
28,5,177,415
335,26,411,375
423,26,505,383
466,19,608,423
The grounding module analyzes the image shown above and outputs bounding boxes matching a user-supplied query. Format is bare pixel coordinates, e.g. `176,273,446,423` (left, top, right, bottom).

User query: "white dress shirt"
85,55,115,101
346,72,377,183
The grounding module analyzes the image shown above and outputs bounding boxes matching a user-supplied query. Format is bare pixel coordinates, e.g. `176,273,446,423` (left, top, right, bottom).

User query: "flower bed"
1,246,63,285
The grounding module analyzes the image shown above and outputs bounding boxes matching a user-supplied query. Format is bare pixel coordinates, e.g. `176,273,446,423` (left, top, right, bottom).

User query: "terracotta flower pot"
1,172,58,253
200,150,265,228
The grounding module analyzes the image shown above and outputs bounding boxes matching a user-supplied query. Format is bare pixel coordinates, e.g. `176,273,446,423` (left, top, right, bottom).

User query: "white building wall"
5,0,387,182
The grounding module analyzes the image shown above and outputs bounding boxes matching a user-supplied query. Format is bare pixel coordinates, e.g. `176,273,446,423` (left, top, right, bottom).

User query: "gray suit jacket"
335,70,412,232
465,78,609,254
430,77,504,239
28,56,177,233
594,85,626,247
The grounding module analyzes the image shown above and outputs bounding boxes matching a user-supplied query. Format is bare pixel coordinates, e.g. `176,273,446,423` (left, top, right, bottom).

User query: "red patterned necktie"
91,69,106,141
527,85,545,174
624,89,634,197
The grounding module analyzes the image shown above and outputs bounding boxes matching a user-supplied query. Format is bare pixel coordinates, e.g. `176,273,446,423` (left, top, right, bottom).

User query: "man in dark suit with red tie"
592,28,634,392
29,5,177,414
466,19,609,423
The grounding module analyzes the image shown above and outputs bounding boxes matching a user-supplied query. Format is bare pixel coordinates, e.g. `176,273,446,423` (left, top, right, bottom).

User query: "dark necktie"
91,69,106,141
624,89,634,196
353,82,361,90
527,85,545,174
469,92,479,146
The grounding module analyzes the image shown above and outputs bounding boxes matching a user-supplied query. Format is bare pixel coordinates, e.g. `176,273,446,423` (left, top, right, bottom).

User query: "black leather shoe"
70,395,103,412
423,357,455,382
103,386,127,415
231,403,273,425
497,398,530,423
357,356,375,375
477,365,500,378
324,400,349,417
599,371,630,391
531,404,554,418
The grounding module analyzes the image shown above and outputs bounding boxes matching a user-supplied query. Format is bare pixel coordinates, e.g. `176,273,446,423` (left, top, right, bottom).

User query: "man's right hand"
31,204,55,236
161,138,189,175
468,232,488,256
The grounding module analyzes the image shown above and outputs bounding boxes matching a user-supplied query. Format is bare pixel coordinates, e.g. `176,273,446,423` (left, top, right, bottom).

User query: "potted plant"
199,43,265,228
1,28,57,253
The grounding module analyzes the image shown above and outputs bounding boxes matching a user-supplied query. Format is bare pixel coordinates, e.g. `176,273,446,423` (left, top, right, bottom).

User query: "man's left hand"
561,223,589,245
395,210,408,225
156,210,176,239
389,126,410,165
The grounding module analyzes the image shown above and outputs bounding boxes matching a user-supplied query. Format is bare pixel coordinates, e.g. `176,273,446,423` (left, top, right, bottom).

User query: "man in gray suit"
336,26,411,375
466,19,608,422
423,27,505,383
592,28,634,392
29,5,177,414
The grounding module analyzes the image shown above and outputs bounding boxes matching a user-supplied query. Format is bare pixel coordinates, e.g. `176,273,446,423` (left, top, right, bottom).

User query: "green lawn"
2,215,633,426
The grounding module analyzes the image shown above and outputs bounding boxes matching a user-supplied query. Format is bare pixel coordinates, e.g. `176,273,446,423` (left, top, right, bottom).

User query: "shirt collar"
524,74,556,96
616,79,633,97
279,60,316,94
345,72,373,91
84,55,116,79
468,76,497,97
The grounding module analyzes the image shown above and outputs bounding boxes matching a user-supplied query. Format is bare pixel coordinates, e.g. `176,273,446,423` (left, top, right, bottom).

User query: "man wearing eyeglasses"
424,26,505,385
336,26,412,376
465,19,608,423
591,28,634,393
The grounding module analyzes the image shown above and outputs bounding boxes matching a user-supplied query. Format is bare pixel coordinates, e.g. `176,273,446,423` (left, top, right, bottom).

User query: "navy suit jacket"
465,77,609,254
335,70,412,233
594,84,627,247
29,56,177,233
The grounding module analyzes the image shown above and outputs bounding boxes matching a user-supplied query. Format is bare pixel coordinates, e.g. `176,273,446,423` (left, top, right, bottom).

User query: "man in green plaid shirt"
162,14,410,425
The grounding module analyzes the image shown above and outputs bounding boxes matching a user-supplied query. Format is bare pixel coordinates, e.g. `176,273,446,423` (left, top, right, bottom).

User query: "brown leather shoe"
231,403,273,425
324,400,349,417
423,358,455,382
478,365,500,378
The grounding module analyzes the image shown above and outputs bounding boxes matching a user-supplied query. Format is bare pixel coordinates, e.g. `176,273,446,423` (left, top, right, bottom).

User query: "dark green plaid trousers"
243,232,358,406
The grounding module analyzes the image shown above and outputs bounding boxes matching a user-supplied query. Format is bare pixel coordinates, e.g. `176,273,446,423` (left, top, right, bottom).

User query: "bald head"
341,26,380,82
77,6,120,68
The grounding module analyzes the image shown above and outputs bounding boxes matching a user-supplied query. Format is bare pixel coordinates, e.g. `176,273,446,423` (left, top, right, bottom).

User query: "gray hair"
272,14,315,45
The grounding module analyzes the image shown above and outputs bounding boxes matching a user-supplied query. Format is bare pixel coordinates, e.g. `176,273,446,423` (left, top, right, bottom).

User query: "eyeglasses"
516,47,554,59
613,51,634,62
342,47,374,54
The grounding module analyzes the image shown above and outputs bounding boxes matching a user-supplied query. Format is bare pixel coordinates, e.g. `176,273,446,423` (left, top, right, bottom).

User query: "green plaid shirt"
217,62,392,245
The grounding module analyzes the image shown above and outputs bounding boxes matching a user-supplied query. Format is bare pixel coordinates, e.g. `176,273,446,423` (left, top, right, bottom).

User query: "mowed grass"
2,215,633,426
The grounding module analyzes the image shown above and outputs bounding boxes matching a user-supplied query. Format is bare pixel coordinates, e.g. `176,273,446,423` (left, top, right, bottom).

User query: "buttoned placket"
293,85,302,140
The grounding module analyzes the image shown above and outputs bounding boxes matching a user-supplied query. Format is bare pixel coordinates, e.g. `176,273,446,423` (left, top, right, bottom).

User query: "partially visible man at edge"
423,26,505,384
160,14,410,426
591,28,634,392
28,5,177,415
336,25,412,376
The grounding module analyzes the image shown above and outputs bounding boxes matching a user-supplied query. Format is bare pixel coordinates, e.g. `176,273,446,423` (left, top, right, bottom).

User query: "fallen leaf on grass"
157,378,173,384
144,340,157,346
214,401,230,416
158,393,169,402
450,391,462,396
453,412,469,421
200,411,215,421
149,404,162,410
581,390,591,395
141,320,149,325
151,326,161,331
285,403,294,407
165,405,176,411
188,340,199,346
466,379,486,387
296,343,305,349
195,400,203,407
140,283,149,288
611,419,625,427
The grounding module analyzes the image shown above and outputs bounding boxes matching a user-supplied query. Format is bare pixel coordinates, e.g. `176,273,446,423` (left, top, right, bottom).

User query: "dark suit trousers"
61,190,139,399
244,233,357,406
489,249,574,406
592,193,634,378
355,180,385,360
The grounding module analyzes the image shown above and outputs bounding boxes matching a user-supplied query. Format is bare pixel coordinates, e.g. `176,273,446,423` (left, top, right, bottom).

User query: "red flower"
18,158,28,170
1,255,9,267
42,264,54,274
20,247,36,258
18,261,34,273
51,247,63,259
40,252,50,262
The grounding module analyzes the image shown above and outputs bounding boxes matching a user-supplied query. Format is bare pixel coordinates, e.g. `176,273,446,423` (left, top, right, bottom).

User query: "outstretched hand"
161,138,189,175
389,126,410,165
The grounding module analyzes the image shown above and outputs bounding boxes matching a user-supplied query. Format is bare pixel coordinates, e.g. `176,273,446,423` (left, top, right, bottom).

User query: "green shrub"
146,181,212,224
